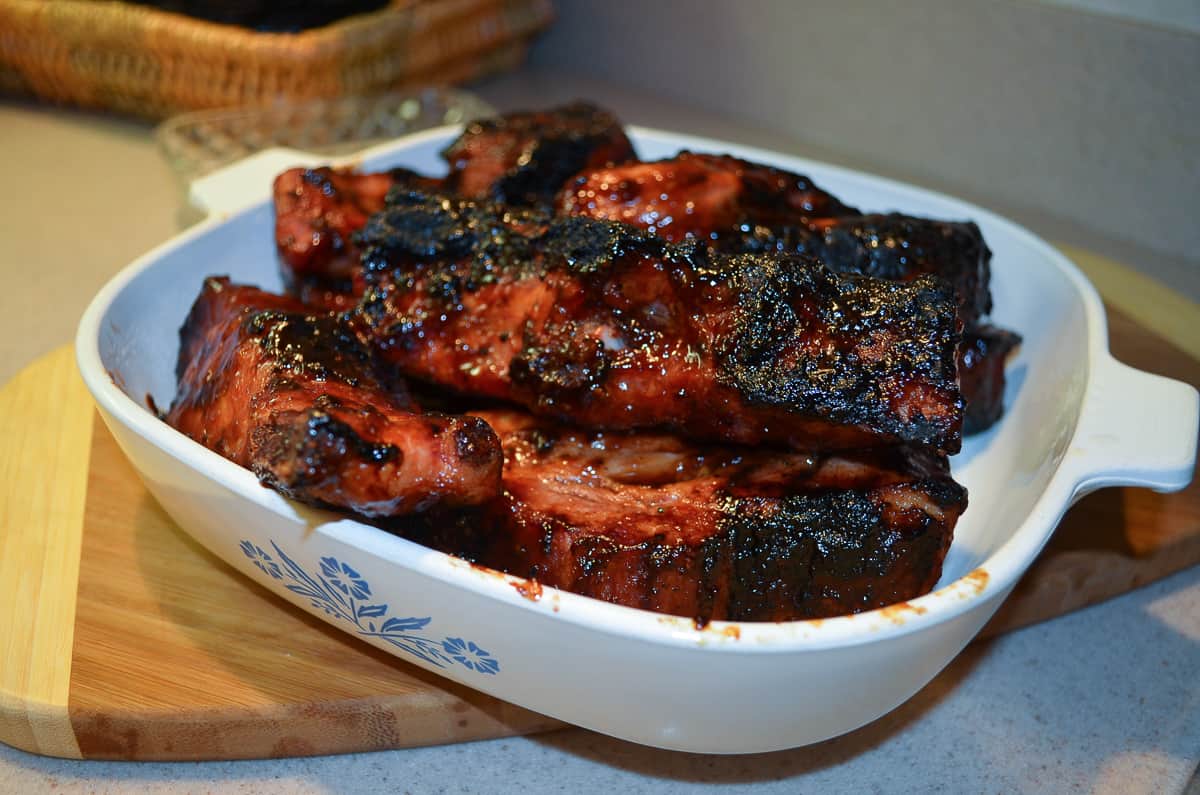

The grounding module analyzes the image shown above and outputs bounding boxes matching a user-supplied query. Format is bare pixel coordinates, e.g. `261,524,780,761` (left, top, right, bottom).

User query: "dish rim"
74,123,1177,654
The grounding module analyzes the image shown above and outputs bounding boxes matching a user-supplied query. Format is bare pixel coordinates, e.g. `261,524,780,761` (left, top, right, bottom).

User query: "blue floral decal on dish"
442,637,500,675
239,540,499,675
239,541,282,580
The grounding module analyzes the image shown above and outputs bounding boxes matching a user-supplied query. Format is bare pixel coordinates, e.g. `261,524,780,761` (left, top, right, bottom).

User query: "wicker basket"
0,0,553,118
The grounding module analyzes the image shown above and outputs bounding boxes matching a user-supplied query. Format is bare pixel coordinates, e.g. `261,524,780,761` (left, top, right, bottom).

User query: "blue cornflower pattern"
239,540,499,675
442,638,500,675
320,557,371,600
239,540,282,579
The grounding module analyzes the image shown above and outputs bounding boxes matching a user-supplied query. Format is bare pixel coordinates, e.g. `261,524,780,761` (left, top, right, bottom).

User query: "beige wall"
531,0,1199,299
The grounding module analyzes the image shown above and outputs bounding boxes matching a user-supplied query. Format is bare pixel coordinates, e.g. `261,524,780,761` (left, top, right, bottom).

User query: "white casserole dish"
76,127,1198,754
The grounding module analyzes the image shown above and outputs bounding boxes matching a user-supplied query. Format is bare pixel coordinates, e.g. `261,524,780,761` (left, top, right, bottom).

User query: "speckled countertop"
0,70,1197,794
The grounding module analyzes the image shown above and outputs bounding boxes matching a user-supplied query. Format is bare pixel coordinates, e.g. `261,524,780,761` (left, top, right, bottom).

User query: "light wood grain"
67,416,560,760
0,349,91,759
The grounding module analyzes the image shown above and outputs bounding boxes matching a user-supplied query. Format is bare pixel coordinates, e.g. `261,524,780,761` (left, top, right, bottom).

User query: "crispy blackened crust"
272,166,442,310
166,278,502,516
799,214,992,327
558,153,1010,432
272,101,635,309
441,101,637,207
356,191,964,452
713,252,965,449
559,154,992,328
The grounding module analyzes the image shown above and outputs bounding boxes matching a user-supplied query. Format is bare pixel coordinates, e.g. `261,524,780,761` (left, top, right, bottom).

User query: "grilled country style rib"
167,278,502,516
401,409,967,623
273,166,441,310
355,191,965,453
441,101,637,206
559,152,991,325
959,324,1021,434
558,151,857,242
273,103,636,309
559,152,1018,430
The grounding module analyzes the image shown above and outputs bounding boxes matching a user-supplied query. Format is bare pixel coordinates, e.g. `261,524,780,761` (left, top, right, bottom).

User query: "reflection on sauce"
513,578,543,602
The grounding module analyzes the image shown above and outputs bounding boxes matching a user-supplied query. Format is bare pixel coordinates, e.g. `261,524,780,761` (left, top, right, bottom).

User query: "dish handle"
189,148,322,217
1068,353,1199,501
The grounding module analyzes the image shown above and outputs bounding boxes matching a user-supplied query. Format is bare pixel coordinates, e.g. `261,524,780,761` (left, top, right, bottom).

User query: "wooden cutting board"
1,306,1197,762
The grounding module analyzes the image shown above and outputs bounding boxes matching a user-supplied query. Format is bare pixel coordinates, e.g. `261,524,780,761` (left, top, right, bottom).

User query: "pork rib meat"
355,191,965,453
273,166,441,310
441,100,637,206
167,277,502,516
560,151,1018,430
401,408,967,623
559,152,991,326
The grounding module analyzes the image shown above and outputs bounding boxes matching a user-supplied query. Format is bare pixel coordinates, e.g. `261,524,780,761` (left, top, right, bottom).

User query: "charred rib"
356,192,964,452
402,409,966,623
442,101,637,207
167,278,502,516
273,165,441,310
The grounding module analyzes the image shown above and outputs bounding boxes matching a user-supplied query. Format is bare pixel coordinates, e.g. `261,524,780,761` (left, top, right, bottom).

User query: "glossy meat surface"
441,101,637,206
273,166,440,310
560,153,990,326
356,191,965,453
271,102,635,307
559,152,1016,429
959,324,1021,434
801,214,992,327
167,278,502,516
403,409,966,623
558,151,857,243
